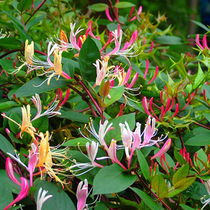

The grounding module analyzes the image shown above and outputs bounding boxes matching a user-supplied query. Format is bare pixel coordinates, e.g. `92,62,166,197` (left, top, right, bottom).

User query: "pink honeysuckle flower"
104,25,137,58
150,138,172,160
36,187,53,210
93,57,115,87
105,7,113,21
76,179,88,210
143,59,159,84
31,93,61,121
85,20,100,40
130,6,142,21
119,121,133,159
5,157,21,186
142,96,179,122
7,143,39,186
69,141,103,176
196,34,209,50
5,157,29,210
108,139,127,170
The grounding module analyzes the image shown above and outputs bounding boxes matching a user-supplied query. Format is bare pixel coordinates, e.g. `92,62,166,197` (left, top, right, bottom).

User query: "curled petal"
151,138,172,160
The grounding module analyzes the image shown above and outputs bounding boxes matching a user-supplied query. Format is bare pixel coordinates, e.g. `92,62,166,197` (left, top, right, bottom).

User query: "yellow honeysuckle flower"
36,131,69,186
2,104,36,141
13,40,34,74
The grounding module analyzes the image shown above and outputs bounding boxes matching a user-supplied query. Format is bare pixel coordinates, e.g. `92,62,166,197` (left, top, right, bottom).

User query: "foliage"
0,0,210,210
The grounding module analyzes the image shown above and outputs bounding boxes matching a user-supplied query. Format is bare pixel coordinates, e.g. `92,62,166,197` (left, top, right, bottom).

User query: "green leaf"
202,84,210,99
183,181,208,200
15,77,69,98
118,196,140,210
191,20,210,32
193,63,205,90
173,177,196,191
63,138,89,146
2,10,31,41
179,204,195,210
17,0,32,12
154,36,183,45
59,110,89,123
79,36,101,82
105,113,135,142
0,59,15,72
35,181,76,210
104,86,124,107
130,187,164,210
26,14,46,30
170,57,187,79
115,2,135,8
32,116,49,132
62,60,75,78
93,164,136,195
0,182,14,210
0,134,15,155
151,175,168,198
136,149,150,180
8,111,21,134
174,149,186,165
172,164,189,188
194,148,207,169
0,101,19,110
0,170,21,194
185,132,210,146
89,3,108,12
203,113,210,122
0,38,22,50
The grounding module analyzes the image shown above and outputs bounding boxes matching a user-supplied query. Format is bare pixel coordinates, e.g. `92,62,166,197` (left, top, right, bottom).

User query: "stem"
25,0,47,25
177,128,185,148
74,76,103,117
68,84,98,117
20,12,27,31
0,49,22,59
133,169,172,210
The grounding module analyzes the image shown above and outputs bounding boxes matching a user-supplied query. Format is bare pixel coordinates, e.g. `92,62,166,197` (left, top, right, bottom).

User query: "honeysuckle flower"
104,25,137,58
86,119,113,151
150,138,172,160
31,93,61,121
2,104,36,140
143,59,159,85
5,157,29,210
2,93,61,141
201,180,210,210
36,131,68,186
118,116,168,168
8,143,39,186
93,57,115,87
196,34,209,50
69,141,103,176
108,139,127,170
142,96,179,122
119,121,132,159
13,39,34,74
105,1,142,23
36,187,53,210
5,157,21,186
76,179,88,210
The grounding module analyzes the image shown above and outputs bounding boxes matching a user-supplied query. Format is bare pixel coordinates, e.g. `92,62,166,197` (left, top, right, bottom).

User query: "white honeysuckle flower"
36,187,53,210
31,93,61,121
